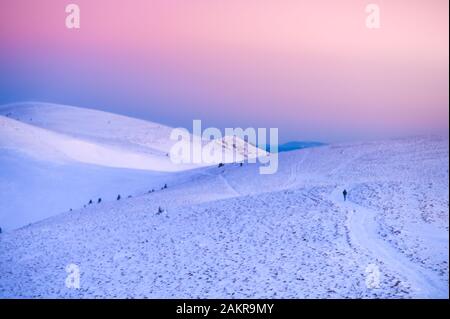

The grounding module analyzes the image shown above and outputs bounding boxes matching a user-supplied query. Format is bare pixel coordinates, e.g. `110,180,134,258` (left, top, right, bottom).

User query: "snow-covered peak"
203,135,268,164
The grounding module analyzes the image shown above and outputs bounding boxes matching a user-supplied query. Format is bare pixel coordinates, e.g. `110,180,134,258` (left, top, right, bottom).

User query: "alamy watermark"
169,120,279,174
65,4,80,29
65,263,80,289
366,4,381,29
64,4,381,30
365,263,381,289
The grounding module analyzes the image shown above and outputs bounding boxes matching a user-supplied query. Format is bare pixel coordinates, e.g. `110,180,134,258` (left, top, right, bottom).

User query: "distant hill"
263,141,326,153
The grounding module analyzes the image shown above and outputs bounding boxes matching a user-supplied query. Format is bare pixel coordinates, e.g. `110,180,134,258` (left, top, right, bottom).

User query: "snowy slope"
0,115,187,171
0,102,266,166
0,149,176,231
0,102,265,230
0,134,447,298
0,102,178,155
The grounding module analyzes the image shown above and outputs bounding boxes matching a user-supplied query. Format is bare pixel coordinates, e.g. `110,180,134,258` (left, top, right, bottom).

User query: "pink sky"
0,0,448,141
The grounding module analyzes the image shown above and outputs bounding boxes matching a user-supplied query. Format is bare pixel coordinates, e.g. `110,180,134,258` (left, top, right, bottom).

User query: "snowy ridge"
0,102,267,167
0,115,181,171
0,102,177,155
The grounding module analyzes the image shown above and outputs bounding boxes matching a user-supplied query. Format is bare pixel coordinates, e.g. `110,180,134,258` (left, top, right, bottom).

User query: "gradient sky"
0,0,448,142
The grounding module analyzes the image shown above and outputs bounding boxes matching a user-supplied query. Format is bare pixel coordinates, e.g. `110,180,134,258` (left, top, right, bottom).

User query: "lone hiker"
343,189,348,201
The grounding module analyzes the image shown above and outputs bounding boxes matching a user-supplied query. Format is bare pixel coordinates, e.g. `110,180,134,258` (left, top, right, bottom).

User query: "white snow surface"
0,103,448,298
0,102,265,230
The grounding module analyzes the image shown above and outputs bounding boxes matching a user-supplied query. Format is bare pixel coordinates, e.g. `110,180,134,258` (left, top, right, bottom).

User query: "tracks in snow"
284,150,309,189
330,186,448,298
218,174,240,197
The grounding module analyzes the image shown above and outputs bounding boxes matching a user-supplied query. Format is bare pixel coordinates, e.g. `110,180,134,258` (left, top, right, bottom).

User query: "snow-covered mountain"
0,102,448,299
0,102,265,230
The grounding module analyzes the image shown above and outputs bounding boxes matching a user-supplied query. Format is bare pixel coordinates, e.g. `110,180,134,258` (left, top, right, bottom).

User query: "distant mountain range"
262,141,326,153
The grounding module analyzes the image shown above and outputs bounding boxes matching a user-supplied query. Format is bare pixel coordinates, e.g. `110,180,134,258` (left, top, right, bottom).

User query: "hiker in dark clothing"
343,189,348,201
98,198,102,204
117,194,121,201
